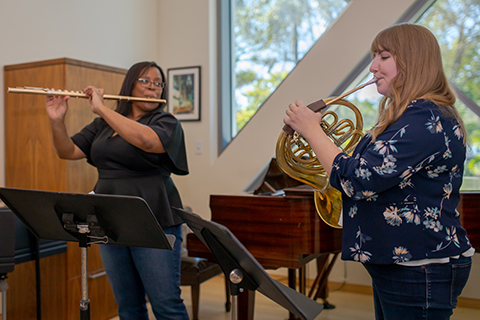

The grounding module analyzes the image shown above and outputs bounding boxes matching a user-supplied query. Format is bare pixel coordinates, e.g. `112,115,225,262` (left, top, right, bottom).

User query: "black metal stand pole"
1,274,8,320
78,226,90,320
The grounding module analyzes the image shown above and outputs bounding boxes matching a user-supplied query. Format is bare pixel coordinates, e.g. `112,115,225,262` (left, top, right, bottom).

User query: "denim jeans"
99,224,189,320
363,256,472,320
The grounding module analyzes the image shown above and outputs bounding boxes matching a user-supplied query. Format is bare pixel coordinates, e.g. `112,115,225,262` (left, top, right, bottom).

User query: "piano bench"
181,256,231,320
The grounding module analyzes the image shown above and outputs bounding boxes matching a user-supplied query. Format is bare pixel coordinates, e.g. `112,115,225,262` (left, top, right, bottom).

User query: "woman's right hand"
284,100,324,142
82,86,106,115
46,93,70,121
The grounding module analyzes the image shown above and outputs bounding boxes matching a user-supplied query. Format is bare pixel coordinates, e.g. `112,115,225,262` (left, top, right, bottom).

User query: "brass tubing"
276,77,377,228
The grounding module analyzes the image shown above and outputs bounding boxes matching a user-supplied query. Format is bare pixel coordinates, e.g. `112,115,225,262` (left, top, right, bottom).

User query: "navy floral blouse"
330,99,472,264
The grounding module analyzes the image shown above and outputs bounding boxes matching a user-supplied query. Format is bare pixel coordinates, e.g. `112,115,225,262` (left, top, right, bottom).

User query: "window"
218,0,350,152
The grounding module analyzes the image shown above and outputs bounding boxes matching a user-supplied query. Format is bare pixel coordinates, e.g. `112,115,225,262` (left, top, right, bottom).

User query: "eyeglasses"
138,78,165,89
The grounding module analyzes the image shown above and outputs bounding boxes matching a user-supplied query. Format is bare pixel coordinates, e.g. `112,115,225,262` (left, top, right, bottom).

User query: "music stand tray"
172,207,323,320
0,187,174,320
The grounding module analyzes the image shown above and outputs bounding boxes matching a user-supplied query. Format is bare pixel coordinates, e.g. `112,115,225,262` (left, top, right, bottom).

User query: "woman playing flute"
46,61,190,320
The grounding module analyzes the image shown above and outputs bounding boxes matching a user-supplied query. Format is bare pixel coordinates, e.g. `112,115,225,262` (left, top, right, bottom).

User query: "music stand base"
80,307,90,320
1,277,7,320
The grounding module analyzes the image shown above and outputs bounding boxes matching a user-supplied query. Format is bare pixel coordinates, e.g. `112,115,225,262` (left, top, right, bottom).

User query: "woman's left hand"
83,86,106,114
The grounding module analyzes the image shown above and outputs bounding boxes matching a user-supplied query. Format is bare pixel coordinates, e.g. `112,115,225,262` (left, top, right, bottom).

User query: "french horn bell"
275,78,377,228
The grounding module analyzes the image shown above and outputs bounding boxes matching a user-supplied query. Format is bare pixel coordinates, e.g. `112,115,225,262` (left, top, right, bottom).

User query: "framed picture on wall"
167,66,201,121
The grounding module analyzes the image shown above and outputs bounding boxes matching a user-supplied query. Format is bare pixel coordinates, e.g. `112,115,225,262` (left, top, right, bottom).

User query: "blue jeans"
99,225,189,320
363,256,472,320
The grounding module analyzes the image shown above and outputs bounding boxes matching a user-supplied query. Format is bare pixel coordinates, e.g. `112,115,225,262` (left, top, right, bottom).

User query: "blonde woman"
284,24,473,319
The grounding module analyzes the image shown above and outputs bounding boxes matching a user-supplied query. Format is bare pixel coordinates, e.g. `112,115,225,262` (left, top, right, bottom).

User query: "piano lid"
251,158,304,195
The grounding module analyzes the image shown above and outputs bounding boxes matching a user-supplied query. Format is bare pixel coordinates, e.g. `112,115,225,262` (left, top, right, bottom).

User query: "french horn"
275,77,377,228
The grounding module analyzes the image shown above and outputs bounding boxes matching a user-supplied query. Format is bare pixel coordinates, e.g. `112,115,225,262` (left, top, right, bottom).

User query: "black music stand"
172,207,323,320
0,187,174,320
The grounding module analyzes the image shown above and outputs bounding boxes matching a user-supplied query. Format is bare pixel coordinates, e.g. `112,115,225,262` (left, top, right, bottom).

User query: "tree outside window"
232,0,350,135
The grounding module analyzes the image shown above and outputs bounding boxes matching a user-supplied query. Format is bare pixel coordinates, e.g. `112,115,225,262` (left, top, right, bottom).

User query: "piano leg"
298,266,306,294
288,269,297,320
308,253,339,309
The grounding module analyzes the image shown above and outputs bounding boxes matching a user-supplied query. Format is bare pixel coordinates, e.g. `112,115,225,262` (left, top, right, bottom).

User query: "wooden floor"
108,274,480,320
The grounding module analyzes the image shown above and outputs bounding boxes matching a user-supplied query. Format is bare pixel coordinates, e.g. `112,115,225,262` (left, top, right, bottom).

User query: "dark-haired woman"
46,61,189,319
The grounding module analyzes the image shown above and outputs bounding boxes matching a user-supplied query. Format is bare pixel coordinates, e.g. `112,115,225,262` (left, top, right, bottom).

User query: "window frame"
217,0,233,154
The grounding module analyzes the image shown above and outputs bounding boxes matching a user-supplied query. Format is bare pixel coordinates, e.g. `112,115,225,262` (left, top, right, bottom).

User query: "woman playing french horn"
284,23,473,320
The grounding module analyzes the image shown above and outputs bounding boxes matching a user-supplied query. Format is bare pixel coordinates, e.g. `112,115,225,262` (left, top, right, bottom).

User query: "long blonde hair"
370,23,466,143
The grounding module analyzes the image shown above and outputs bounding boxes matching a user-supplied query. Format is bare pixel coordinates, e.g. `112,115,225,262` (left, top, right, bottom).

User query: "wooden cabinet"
4,58,126,320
